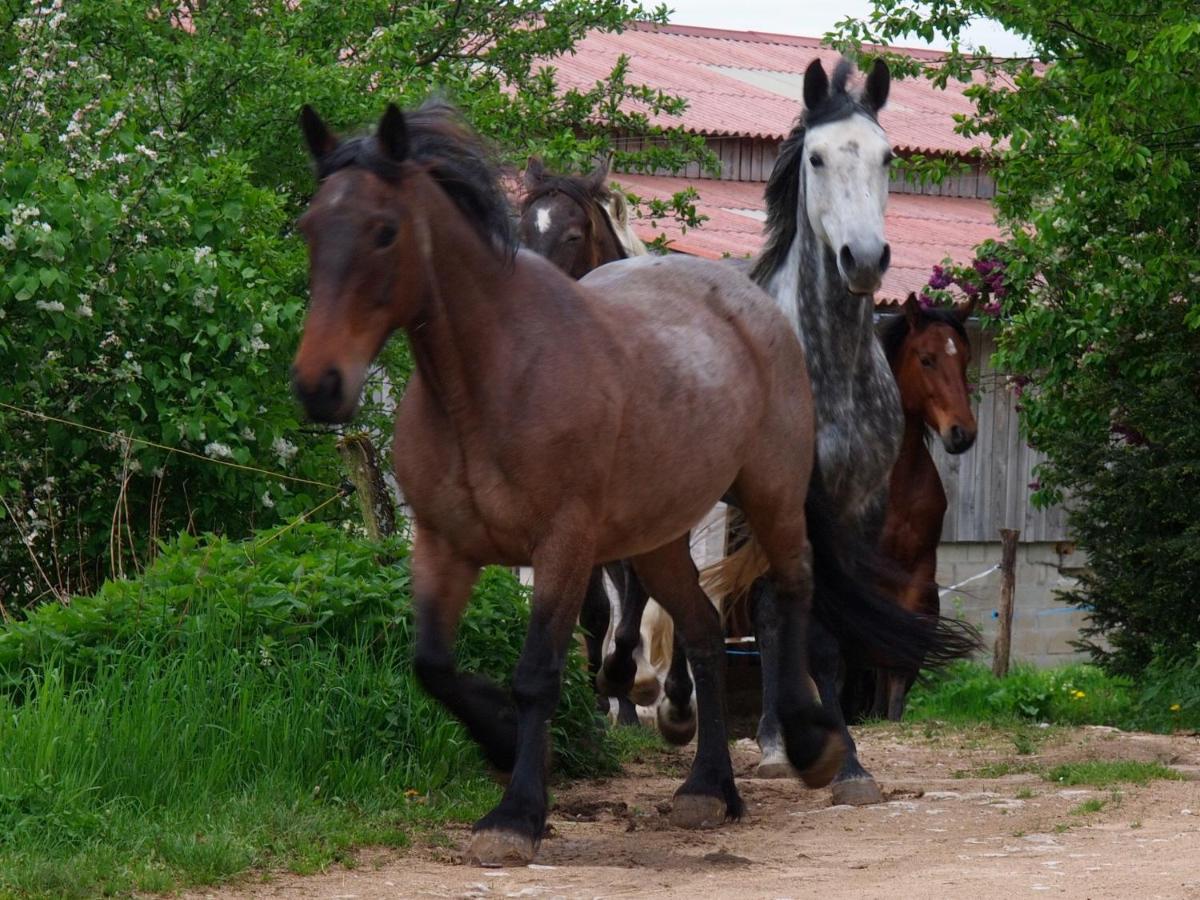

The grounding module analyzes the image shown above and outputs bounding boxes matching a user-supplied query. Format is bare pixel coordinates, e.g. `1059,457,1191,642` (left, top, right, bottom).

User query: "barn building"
543,23,1087,666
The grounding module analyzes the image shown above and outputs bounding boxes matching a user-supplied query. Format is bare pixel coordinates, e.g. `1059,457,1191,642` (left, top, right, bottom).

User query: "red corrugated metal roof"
613,173,1000,302
545,23,989,156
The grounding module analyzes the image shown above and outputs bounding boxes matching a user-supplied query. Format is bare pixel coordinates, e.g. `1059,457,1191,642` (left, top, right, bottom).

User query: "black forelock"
519,172,611,217
315,99,515,258
880,306,970,366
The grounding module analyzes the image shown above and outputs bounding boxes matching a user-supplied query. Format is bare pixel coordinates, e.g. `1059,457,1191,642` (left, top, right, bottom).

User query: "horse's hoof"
467,829,537,867
798,732,845,789
595,667,630,699
755,752,796,779
669,793,727,829
830,777,885,807
629,678,661,708
656,701,697,746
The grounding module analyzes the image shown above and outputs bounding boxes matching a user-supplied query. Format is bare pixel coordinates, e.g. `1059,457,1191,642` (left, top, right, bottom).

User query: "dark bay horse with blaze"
876,294,977,720
292,100,849,866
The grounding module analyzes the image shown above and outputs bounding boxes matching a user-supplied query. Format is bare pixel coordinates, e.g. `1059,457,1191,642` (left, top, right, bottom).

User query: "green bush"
0,524,615,896
0,0,716,608
906,660,1200,733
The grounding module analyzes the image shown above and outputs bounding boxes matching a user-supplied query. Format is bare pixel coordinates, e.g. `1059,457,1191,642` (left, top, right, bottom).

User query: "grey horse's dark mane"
750,60,881,285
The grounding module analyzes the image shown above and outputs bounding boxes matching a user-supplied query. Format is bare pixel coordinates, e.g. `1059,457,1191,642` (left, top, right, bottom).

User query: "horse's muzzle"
291,365,351,424
941,424,977,455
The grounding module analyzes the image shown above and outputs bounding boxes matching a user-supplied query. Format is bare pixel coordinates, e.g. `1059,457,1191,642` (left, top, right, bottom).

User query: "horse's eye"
920,356,935,369
375,224,398,249
563,232,582,243
810,153,824,168
883,150,895,167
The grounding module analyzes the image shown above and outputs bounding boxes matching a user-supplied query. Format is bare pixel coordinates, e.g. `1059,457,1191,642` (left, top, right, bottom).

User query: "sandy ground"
187,724,1200,900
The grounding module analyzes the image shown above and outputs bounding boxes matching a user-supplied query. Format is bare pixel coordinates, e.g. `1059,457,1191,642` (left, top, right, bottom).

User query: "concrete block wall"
938,541,1094,668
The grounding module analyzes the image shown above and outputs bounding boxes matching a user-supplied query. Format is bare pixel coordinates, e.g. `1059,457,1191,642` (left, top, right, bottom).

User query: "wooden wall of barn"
614,135,996,199
925,324,1069,543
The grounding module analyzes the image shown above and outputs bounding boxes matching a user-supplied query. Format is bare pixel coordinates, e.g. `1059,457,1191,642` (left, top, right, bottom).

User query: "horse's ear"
609,191,630,227
803,58,830,111
864,57,891,112
955,293,977,323
585,158,610,193
300,105,337,162
376,103,409,161
524,155,546,191
903,292,922,328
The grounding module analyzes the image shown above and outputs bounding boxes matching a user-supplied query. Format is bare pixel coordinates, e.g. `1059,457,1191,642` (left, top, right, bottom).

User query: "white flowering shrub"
0,0,710,606
0,0,343,604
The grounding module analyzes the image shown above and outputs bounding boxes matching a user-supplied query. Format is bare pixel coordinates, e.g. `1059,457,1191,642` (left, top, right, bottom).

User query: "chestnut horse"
292,100,855,867
875,294,977,719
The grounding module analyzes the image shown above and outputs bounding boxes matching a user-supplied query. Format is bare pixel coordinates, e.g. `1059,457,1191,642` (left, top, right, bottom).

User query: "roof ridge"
627,20,952,60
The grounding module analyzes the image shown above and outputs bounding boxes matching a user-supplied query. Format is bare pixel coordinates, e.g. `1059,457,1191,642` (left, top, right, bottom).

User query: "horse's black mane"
317,99,515,258
750,59,882,284
879,305,969,366
520,172,611,214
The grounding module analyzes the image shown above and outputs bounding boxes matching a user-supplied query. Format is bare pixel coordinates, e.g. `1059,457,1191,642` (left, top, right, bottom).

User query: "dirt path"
189,724,1200,900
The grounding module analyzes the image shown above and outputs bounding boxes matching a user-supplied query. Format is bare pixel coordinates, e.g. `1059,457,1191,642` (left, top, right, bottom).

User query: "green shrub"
906,660,1200,733
0,524,615,895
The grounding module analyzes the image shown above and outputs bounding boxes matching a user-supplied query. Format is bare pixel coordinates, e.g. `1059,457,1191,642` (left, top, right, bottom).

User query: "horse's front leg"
468,523,595,867
411,530,518,768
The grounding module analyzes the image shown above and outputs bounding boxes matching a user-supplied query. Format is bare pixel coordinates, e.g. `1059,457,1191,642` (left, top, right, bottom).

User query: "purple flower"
973,258,998,276
1028,480,1041,491
992,285,1008,299
918,292,935,308
983,299,1002,316
928,265,953,289
960,281,980,297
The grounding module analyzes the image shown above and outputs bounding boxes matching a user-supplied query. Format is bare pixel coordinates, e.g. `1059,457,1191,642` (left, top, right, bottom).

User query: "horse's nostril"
839,245,856,272
879,243,891,272
318,367,342,401
950,425,965,445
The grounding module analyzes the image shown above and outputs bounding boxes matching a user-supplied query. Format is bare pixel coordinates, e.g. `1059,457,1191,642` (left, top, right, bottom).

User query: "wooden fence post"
336,433,395,540
992,528,1020,677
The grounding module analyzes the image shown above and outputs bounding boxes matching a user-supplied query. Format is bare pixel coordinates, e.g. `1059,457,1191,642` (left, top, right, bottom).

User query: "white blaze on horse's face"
535,205,552,234
804,114,893,296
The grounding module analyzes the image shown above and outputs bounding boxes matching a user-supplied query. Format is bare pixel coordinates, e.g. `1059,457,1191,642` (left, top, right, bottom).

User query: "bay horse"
292,99,854,866
519,161,696,741
875,294,977,720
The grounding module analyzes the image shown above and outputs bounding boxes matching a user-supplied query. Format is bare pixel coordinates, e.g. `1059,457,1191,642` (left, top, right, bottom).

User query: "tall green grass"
906,659,1200,733
0,524,614,898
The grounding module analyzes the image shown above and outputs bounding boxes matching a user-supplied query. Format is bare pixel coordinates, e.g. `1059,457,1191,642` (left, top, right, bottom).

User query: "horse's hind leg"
750,575,815,778
632,537,741,828
468,521,595,867
809,619,884,806
735,473,844,789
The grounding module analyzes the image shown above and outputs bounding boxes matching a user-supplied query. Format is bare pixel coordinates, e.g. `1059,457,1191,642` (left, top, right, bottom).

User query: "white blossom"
204,442,234,460
35,300,65,312
272,436,299,465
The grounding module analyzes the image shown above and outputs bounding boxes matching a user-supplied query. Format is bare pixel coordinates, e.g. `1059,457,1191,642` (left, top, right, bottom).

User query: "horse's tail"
700,481,981,669
804,476,982,669
699,538,768,623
